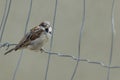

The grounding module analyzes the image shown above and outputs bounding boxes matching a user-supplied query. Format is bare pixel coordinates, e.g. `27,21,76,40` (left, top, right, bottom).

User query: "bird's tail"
4,48,15,55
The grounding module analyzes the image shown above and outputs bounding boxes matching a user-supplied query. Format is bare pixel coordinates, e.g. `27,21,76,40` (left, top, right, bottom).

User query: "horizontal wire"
0,42,17,50
1,42,120,69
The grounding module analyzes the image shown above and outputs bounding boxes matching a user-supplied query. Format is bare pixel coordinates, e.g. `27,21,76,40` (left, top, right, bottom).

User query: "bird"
4,21,52,55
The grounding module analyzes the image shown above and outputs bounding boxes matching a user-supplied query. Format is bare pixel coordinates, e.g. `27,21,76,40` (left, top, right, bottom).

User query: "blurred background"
0,0,120,80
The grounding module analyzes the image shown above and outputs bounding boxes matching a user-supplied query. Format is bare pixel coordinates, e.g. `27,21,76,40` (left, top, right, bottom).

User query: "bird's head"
39,21,52,34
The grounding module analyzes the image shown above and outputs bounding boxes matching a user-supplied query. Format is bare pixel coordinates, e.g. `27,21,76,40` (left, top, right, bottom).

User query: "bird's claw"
40,48,46,53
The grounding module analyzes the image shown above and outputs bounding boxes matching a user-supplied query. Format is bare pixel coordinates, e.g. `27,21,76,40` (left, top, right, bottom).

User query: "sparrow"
4,21,52,55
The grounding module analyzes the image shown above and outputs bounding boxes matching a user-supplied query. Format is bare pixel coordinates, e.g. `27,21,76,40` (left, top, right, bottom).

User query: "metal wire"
1,43,120,69
44,51,120,69
0,0,119,80
71,0,86,80
12,0,32,80
107,0,115,80
0,0,12,42
0,0,8,31
44,0,58,80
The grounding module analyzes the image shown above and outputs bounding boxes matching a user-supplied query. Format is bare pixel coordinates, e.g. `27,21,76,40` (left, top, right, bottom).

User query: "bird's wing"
14,26,44,51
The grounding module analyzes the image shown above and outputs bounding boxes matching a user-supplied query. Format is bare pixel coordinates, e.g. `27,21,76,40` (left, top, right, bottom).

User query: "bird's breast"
27,32,51,50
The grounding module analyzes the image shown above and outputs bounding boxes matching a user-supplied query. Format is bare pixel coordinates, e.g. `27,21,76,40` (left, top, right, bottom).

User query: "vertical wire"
70,0,86,80
12,50,23,80
44,0,58,80
12,0,32,80
106,0,115,80
24,0,32,35
0,0,12,42
0,0,8,31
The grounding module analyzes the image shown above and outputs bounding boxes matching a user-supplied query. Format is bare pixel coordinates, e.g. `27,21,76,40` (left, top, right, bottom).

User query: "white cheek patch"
49,27,52,32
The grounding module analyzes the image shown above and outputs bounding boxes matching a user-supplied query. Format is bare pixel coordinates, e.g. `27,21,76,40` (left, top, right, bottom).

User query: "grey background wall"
0,0,120,80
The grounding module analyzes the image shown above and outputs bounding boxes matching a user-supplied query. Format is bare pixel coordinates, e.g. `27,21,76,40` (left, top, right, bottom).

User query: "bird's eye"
45,28,48,32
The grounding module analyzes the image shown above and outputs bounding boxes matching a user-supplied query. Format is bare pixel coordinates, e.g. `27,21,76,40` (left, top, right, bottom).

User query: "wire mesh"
0,0,119,80
11,0,32,80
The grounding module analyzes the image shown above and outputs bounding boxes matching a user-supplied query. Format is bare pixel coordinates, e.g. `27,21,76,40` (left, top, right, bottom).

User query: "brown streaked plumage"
4,21,52,55
14,27,44,51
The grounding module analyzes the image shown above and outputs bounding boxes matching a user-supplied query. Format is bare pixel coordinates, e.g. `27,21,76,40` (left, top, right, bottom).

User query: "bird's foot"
40,48,46,53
